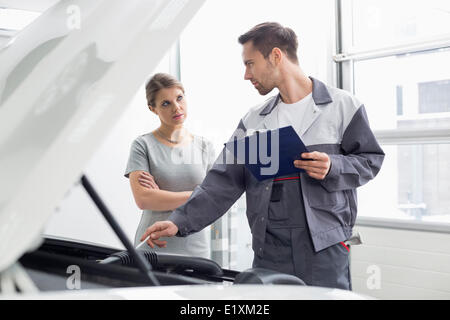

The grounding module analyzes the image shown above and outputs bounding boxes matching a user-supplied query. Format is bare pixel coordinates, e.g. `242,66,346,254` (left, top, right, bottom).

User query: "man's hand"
140,221,179,249
294,152,331,180
138,171,160,189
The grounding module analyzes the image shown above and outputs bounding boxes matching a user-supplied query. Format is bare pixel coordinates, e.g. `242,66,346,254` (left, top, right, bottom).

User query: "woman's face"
150,86,187,127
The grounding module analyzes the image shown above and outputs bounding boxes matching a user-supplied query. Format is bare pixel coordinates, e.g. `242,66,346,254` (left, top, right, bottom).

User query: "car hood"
2,284,374,300
0,0,205,273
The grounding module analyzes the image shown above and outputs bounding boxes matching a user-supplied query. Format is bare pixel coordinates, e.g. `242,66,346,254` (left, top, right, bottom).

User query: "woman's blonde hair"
145,73,185,108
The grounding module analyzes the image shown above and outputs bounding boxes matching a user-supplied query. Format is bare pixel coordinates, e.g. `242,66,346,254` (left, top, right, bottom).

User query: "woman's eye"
162,101,169,107
177,95,183,101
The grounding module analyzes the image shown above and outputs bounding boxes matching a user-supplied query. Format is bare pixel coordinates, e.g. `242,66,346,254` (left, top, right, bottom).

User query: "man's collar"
259,77,333,116
310,76,333,106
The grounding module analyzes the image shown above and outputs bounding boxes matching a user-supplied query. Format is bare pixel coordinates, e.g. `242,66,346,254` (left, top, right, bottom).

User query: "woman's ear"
149,105,157,114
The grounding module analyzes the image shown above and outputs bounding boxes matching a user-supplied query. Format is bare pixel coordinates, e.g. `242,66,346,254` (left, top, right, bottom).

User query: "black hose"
81,175,160,286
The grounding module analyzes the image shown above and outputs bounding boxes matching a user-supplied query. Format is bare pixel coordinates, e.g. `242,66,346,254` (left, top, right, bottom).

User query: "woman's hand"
138,171,160,189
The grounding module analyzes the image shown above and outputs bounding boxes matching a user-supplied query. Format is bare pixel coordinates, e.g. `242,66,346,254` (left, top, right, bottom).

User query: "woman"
124,73,215,259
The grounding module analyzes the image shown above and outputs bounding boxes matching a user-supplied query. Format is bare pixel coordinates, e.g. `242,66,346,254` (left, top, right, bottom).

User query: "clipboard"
224,126,310,181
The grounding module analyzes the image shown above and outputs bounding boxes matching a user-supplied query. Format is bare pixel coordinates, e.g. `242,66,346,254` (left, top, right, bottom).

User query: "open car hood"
0,0,205,273
4,284,374,300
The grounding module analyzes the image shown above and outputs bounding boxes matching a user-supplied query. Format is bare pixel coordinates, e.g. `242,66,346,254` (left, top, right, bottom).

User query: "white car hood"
0,0,205,273
3,284,374,300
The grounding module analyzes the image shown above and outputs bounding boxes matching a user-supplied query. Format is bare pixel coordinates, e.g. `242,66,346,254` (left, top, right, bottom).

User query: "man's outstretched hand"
140,221,179,248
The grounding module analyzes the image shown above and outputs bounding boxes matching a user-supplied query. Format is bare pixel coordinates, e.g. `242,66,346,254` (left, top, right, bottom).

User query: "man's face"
242,42,277,96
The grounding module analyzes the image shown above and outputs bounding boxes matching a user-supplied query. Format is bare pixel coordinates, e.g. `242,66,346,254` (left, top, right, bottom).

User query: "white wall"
179,0,336,271
351,225,450,299
44,53,172,249
180,0,336,148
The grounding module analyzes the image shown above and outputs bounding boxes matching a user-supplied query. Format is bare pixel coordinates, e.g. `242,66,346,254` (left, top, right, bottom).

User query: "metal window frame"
374,128,450,145
334,37,450,63
356,216,450,234
335,0,450,232
169,39,181,80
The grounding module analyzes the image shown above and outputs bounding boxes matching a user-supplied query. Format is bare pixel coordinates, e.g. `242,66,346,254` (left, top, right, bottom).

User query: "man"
140,22,385,290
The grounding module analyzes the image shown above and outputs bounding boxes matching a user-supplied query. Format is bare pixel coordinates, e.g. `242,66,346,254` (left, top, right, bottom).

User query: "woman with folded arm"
124,73,215,259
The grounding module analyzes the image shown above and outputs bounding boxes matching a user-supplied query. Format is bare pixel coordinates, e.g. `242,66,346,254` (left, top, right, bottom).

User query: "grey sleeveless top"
124,132,215,258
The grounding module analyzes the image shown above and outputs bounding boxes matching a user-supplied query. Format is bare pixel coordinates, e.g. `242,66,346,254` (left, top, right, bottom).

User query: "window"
350,0,450,51
336,0,450,229
353,48,450,130
418,79,450,114
358,144,450,224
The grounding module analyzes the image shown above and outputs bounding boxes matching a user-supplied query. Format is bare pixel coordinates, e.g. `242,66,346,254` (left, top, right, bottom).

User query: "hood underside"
0,0,205,272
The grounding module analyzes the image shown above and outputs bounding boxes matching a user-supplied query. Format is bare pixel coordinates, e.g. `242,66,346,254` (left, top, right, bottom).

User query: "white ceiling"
0,0,59,12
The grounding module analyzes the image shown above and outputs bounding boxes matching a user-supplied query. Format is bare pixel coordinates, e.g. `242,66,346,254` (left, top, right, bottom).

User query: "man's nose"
244,69,252,81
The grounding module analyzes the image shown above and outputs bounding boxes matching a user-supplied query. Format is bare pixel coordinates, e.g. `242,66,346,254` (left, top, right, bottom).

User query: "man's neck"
277,67,313,104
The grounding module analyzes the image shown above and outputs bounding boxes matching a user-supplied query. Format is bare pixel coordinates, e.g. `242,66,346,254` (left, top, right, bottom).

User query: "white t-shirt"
276,93,313,136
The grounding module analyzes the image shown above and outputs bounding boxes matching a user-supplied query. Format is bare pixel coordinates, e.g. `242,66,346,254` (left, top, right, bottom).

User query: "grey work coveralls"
169,77,385,290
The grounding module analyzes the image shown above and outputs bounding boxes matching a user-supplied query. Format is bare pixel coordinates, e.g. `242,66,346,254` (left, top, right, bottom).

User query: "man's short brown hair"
238,22,299,64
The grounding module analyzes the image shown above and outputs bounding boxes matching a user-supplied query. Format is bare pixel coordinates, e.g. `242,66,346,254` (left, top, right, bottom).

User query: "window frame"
335,0,450,233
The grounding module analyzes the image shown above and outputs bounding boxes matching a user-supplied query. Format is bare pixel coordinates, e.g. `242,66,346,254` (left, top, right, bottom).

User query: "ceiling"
0,0,59,12
0,0,59,46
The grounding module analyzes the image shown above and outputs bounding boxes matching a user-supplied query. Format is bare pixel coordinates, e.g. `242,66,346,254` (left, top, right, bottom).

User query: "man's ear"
270,47,283,65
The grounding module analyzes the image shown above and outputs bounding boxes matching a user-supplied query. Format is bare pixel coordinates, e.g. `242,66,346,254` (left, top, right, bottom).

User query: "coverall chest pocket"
268,180,303,222
304,176,346,208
